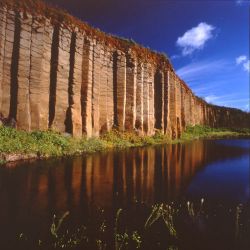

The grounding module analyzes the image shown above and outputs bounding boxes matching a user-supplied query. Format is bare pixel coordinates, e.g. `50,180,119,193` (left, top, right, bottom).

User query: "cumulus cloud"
236,55,249,72
176,22,215,56
236,55,247,65
243,60,250,72
204,95,220,103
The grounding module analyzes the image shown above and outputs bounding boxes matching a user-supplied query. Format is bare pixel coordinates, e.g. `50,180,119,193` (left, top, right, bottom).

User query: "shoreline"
0,125,249,166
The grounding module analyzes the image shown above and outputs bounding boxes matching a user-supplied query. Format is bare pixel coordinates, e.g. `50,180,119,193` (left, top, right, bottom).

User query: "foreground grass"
0,125,249,163
16,200,250,250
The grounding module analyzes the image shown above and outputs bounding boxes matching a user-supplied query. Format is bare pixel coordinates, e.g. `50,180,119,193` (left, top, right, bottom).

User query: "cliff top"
0,0,174,70
0,0,248,114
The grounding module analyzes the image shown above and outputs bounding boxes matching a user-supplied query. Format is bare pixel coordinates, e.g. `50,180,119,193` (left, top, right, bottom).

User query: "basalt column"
51,26,71,133
68,30,84,137
183,89,191,127
163,70,170,134
1,9,15,118
16,13,32,130
99,47,114,133
115,52,126,131
0,7,6,112
189,94,195,126
92,42,101,136
143,63,149,133
175,78,182,138
125,53,136,131
168,72,177,139
154,69,164,131
81,39,93,137
148,64,155,135
106,48,114,131
99,47,108,133
29,18,53,130
135,62,144,133
180,84,186,130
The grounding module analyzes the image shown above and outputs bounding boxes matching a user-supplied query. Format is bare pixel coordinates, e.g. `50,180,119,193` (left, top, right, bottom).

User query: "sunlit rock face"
0,0,249,138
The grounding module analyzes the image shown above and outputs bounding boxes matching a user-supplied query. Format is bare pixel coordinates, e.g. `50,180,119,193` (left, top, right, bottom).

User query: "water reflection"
0,139,249,247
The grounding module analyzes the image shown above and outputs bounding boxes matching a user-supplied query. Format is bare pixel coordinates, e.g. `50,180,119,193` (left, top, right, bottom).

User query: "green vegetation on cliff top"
0,125,249,163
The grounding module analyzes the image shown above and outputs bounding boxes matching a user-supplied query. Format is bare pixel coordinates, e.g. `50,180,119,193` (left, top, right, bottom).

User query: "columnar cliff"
0,0,249,138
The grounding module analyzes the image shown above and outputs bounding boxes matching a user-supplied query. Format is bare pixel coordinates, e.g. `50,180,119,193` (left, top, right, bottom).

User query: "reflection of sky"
186,154,250,203
215,139,250,149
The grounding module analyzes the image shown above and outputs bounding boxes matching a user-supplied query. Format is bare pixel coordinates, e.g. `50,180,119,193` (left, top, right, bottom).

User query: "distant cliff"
0,0,249,138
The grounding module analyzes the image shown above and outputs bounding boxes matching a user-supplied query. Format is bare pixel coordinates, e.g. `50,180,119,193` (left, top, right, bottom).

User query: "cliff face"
0,0,249,138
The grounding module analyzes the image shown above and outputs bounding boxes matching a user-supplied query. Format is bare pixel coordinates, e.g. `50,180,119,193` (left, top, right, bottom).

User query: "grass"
0,125,249,163
180,125,250,141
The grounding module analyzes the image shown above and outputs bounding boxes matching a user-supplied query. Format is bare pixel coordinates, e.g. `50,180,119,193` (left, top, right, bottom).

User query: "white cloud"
236,55,247,65
176,22,215,56
204,95,220,103
176,59,249,110
176,59,230,83
243,60,250,72
235,55,249,72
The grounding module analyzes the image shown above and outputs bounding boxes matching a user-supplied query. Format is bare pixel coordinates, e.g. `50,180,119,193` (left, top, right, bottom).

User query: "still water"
0,139,249,249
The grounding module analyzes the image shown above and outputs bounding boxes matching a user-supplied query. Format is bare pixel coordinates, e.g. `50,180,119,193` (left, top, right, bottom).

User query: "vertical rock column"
180,84,186,131
106,47,114,131
81,38,93,137
0,7,6,112
1,10,15,118
148,64,155,135
163,70,170,135
29,18,53,130
190,93,195,126
168,72,177,139
92,41,101,136
52,26,71,133
183,89,190,127
135,62,144,133
125,52,136,131
70,30,84,137
175,78,182,138
154,69,164,130
143,63,149,134
115,52,126,131
16,13,32,130
99,46,108,133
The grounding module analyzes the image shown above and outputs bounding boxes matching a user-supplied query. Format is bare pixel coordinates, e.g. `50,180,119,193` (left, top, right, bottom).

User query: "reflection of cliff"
0,0,249,138
0,140,248,219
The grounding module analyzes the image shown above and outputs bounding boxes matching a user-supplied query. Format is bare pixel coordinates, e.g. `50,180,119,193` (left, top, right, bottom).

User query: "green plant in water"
131,231,142,249
235,204,243,240
186,198,205,220
50,211,70,238
145,204,177,238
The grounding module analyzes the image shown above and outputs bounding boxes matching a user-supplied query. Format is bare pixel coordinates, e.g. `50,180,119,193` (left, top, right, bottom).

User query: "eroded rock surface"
0,0,249,138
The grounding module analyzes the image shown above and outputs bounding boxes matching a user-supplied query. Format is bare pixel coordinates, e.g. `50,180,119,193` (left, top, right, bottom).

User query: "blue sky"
46,0,249,111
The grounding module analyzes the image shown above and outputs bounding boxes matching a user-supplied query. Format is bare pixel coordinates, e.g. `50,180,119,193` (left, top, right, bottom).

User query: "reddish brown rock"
52,26,71,133
125,52,136,131
81,38,93,137
0,1,248,139
16,12,32,130
135,62,144,133
1,9,15,118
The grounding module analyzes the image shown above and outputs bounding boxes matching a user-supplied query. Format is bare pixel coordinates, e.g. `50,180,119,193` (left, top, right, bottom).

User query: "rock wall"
0,0,249,138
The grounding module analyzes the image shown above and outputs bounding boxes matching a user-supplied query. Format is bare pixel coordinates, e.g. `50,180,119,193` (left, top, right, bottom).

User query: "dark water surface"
0,139,249,249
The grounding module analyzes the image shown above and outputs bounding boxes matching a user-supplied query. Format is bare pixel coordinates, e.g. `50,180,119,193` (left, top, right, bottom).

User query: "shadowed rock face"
0,0,249,138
